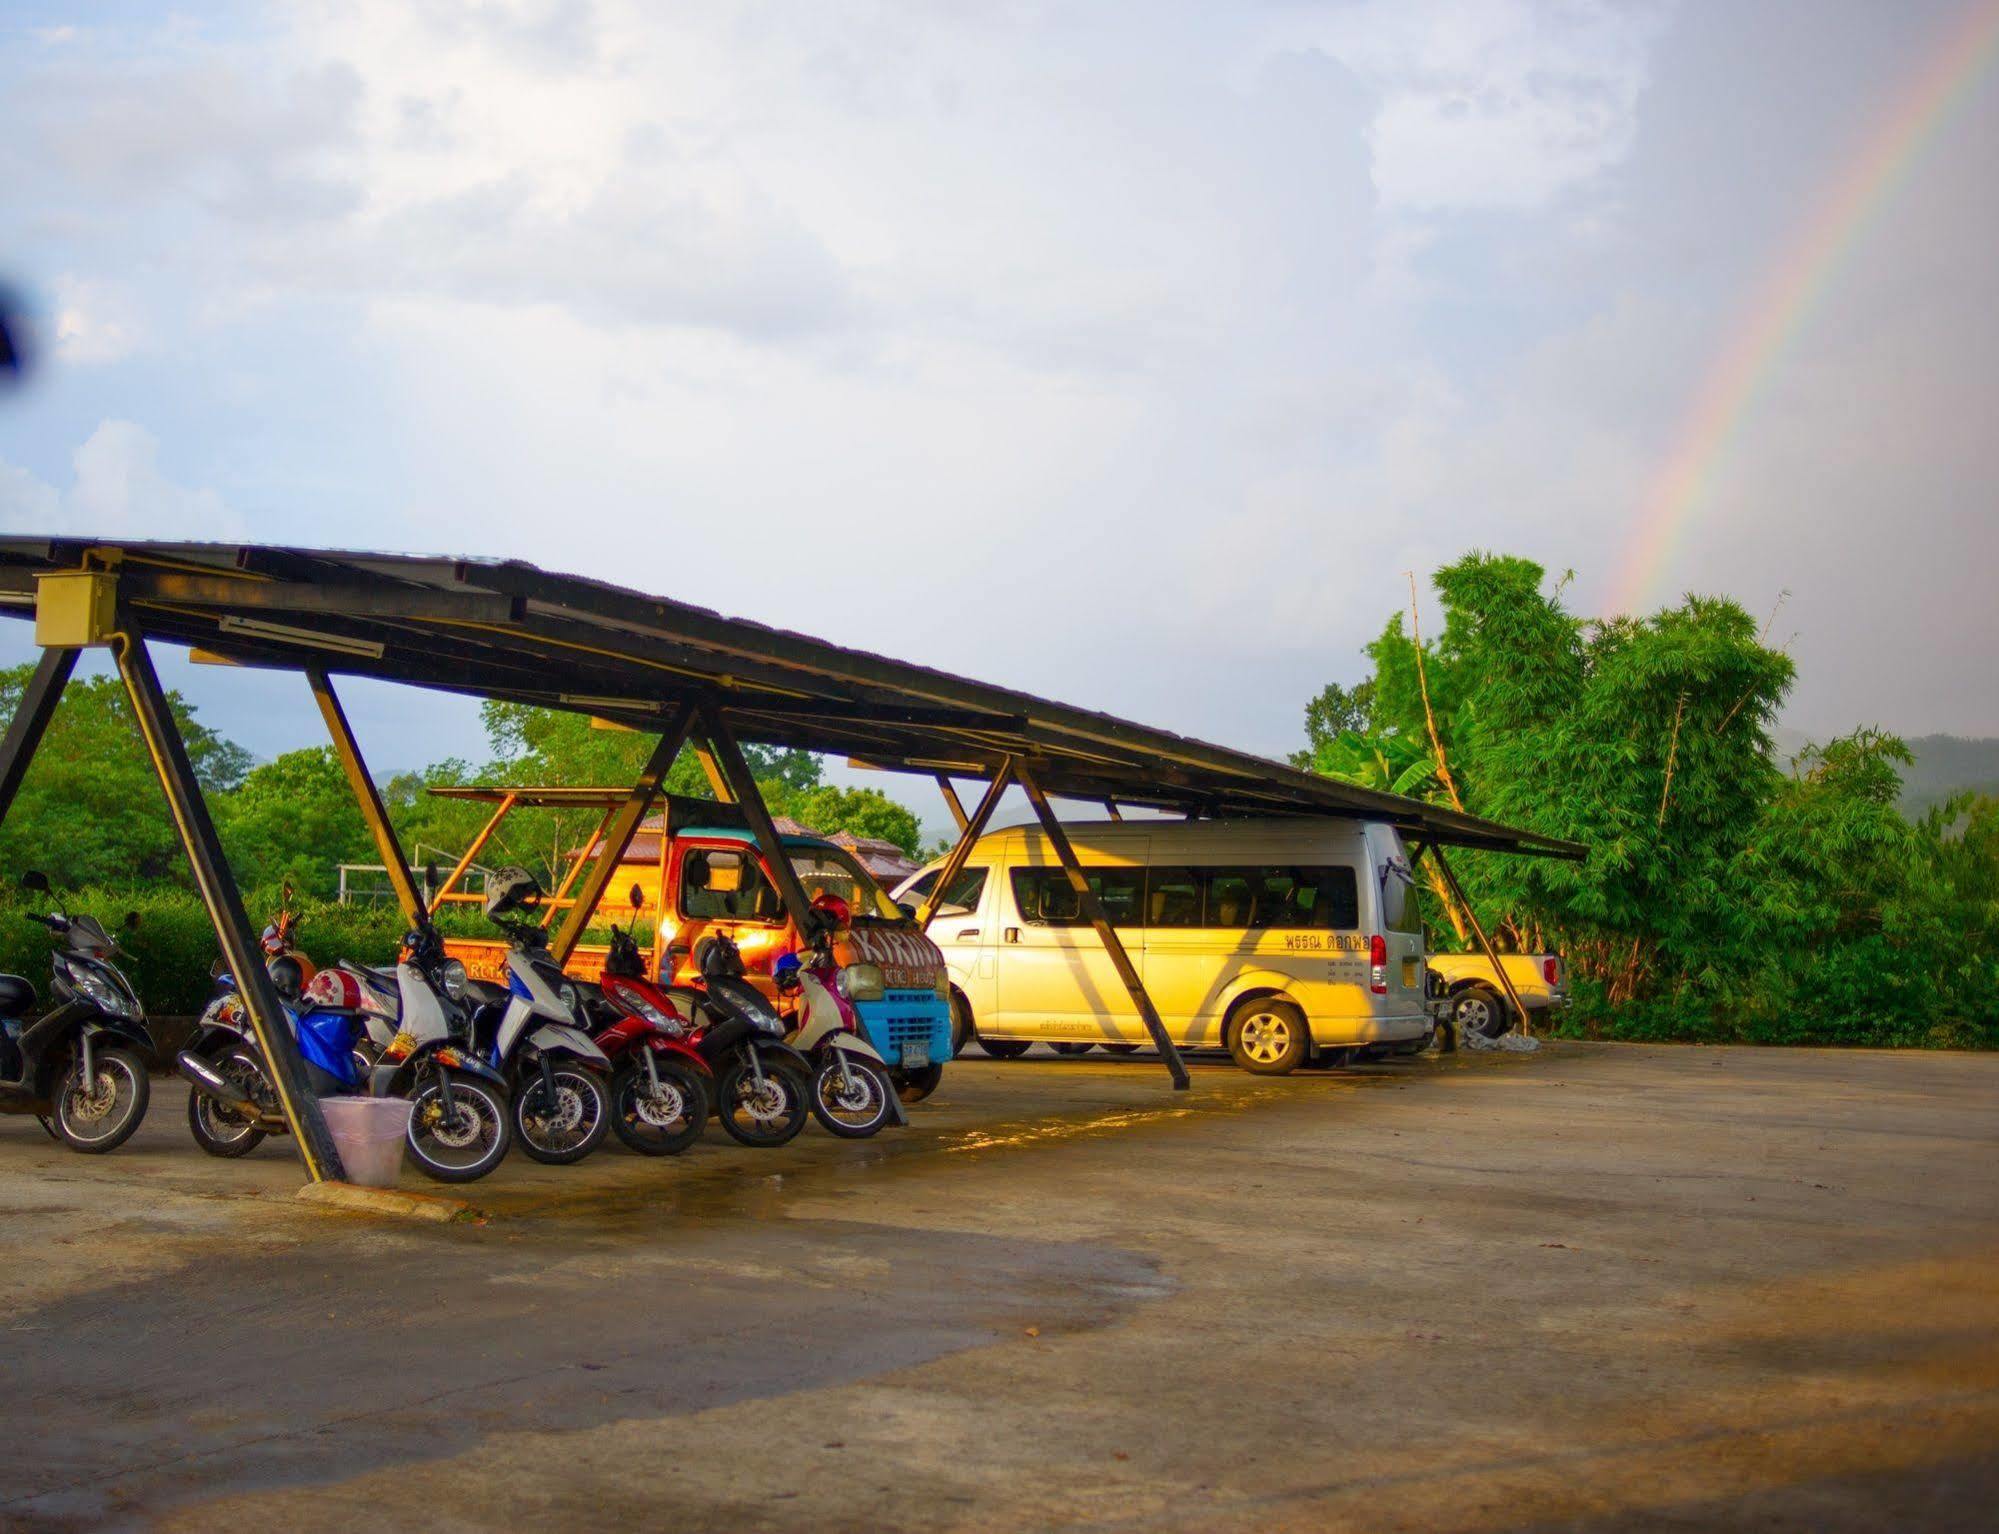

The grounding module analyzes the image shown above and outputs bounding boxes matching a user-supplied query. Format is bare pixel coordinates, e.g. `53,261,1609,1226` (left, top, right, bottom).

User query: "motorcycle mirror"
19,870,49,893
424,861,440,891
896,901,917,920
629,883,644,911
124,910,141,931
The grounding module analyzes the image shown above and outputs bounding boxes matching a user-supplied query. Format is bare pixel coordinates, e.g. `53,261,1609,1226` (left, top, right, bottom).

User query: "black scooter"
0,872,155,1153
668,931,814,1147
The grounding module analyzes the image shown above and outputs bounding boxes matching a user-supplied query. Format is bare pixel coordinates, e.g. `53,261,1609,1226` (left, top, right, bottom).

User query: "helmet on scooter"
771,951,802,994
810,892,850,930
482,866,543,921
301,968,365,1012
266,953,304,1001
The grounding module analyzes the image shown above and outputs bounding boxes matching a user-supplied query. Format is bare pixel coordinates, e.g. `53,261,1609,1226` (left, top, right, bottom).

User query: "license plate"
901,1041,930,1070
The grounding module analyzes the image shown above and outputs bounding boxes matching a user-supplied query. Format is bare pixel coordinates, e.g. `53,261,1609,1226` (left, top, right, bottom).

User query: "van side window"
907,866,989,915
1146,868,1202,928
1171,866,1361,930
1010,867,1141,926
679,847,783,923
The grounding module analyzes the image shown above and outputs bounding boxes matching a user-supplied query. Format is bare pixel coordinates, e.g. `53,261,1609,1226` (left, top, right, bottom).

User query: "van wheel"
1049,1042,1094,1056
1452,984,1510,1040
976,1034,1031,1059
948,990,974,1057
1227,998,1309,1076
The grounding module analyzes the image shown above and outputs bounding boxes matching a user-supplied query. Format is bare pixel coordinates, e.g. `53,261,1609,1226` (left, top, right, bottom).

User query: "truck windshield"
789,847,904,921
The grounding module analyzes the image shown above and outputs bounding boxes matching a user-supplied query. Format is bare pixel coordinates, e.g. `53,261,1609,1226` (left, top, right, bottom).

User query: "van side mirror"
19,870,49,893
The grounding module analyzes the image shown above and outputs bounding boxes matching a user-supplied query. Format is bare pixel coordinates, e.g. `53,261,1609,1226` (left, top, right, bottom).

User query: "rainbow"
1609,0,1999,615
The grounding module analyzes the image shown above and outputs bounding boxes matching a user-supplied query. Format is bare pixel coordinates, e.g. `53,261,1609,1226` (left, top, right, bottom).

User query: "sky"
1,0,1995,838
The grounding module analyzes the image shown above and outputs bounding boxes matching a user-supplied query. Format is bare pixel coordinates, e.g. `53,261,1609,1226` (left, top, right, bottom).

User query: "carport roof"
0,538,1582,859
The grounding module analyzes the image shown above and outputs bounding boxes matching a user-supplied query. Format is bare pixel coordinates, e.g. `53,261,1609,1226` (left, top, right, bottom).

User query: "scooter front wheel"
809,1053,895,1138
715,1058,807,1148
406,1071,511,1182
514,1064,610,1165
611,1059,707,1155
54,1044,150,1154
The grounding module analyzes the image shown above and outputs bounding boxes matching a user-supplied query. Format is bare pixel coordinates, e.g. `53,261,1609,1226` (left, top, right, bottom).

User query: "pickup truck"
1427,952,1567,1038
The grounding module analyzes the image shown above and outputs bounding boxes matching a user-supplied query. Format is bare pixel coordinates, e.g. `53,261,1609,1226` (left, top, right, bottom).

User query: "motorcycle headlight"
69,964,138,1020
836,963,885,1002
629,995,686,1037
559,981,579,1015
439,958,468,1001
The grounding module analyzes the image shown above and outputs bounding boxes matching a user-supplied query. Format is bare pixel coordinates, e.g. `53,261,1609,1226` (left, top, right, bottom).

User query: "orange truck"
437,792,954,1098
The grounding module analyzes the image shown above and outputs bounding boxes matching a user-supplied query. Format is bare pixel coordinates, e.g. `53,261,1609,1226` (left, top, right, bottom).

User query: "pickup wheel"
1452,983,1511,1040
1226,997,1309,1076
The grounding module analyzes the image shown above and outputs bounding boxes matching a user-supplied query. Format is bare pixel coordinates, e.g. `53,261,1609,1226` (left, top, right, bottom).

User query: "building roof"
0,539,1584,859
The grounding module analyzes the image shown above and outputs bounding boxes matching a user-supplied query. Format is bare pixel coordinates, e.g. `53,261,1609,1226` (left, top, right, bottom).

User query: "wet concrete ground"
0,1042,1994,1532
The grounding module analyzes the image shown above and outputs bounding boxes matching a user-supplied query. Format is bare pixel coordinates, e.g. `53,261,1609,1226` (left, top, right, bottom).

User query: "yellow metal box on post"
34,571,121,648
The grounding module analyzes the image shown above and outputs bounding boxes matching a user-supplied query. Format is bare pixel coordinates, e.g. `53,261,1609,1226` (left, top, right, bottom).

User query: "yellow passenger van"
892,817,1431,1075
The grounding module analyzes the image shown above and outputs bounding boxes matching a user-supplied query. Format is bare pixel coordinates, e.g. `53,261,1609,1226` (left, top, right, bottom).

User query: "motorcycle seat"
0,973,37,1017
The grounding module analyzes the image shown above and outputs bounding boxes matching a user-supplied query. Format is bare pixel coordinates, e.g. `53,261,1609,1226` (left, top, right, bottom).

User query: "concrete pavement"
0,1042,1993,1531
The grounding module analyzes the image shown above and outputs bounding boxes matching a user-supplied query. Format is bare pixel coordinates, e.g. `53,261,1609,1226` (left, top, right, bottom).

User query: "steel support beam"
549,709,696,964
934,775,969,834
308,667,427,925
918,760,1012,931
542,807,617,928
1429,842,1532,1036
1014,763,1190,1090
692,740,733,803
0,645,77,825
699,704,816,931
115,633,344,1181
433,793,514,907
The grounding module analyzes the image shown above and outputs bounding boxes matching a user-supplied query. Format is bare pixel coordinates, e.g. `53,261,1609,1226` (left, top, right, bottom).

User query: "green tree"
0,665,249,889
215,746,377,899
1288,679,1376,768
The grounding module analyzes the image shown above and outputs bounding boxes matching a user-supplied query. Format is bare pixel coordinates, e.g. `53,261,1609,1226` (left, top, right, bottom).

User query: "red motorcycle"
588,895,711,1156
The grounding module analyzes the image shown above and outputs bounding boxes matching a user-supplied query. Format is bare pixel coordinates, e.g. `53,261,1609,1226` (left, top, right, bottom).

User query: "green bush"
0,887,414,1018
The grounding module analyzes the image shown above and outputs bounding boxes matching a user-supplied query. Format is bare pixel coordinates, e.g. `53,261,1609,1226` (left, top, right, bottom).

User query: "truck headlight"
836,963,885,1002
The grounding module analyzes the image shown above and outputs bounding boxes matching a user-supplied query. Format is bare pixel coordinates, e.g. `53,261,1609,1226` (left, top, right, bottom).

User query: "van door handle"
957,927,980,941
1003,927,1020,944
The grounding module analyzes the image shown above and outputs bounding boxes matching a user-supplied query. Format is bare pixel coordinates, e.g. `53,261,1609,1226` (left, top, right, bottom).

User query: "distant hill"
1771,730,1999,815
1898,735,1999,815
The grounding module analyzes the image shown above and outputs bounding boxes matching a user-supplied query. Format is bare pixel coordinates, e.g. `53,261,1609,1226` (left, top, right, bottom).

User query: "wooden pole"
1430,842,1531,1037
1015,762,1189,1090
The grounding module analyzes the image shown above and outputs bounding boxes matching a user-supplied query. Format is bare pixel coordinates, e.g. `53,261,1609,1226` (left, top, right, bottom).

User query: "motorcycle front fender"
820,1032,890,1069
751,1039,814,1079
379,1042,510,1098
525,1023,611,1070
83,1016,158,1059
644,1036,713,1077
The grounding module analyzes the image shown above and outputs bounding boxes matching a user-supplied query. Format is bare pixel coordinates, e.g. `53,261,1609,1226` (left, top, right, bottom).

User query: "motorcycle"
178,921,513,1182
587,887,711,1155
773,899,904,1139
678,929,813,1148
181,895,340,1155
0,871,153,1153
470,868,615,1165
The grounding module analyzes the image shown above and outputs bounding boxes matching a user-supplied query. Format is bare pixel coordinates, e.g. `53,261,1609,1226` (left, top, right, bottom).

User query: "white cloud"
51,275,143,364
1265,0,1671,210
0,422,242,539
